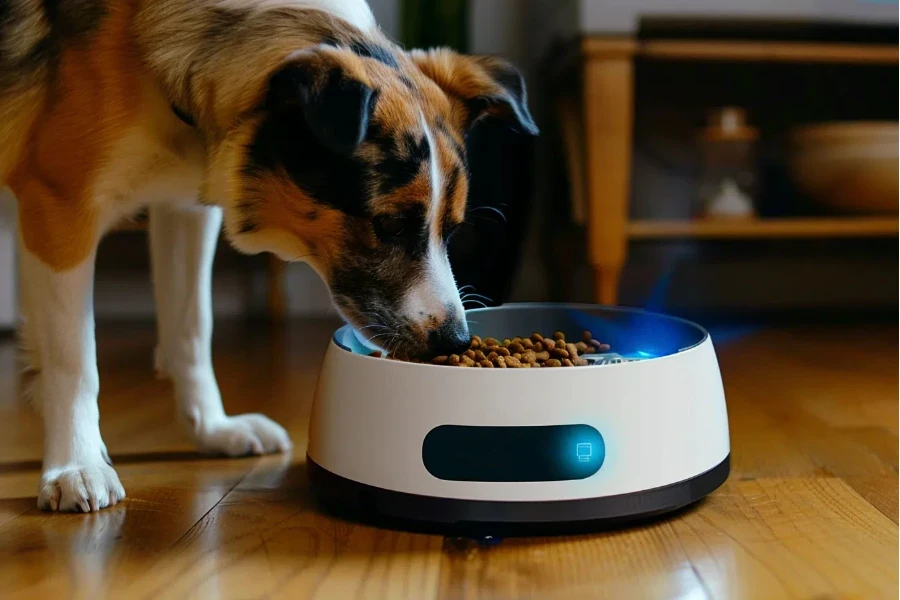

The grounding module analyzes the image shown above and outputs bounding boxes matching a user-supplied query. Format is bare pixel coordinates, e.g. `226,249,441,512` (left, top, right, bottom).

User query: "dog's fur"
0,0,536,512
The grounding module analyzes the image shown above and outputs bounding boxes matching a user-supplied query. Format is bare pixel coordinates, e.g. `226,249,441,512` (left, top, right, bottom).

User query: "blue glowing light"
564,426,605,475
576,442,592,462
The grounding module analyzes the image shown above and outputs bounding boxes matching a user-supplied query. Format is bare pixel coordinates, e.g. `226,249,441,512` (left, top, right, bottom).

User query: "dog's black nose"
428,321,471,356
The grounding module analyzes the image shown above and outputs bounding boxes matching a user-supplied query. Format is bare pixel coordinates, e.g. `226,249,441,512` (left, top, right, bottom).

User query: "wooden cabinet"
555,36,898,305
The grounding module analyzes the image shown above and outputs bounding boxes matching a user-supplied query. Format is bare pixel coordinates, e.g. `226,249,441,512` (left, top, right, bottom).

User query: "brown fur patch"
241,168,349,267
9,3,140,270
433,127,467,228
408,49,499,131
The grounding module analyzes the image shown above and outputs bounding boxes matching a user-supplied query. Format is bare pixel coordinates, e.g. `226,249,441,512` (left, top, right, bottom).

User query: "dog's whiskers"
460,292,492,303
462,299,488,309
468,206,507,222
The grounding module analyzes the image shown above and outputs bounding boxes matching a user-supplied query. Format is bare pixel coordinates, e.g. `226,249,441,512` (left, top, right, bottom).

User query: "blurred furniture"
112,214,287,320
0,191,15,331
555,35,898,305
788,121,899,214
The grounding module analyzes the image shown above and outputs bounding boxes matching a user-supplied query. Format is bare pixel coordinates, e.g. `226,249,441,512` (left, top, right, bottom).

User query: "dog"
0,0,537,512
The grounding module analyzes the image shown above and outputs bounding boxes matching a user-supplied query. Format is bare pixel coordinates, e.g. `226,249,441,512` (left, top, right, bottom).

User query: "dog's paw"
198,414,292,456
38,463,126,512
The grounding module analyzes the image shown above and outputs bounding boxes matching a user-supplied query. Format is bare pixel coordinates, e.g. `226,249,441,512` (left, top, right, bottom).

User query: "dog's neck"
134,0,378,137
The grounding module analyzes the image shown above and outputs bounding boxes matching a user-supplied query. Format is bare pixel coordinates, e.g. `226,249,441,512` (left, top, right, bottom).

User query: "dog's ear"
265,48,377,156
409,48,538,136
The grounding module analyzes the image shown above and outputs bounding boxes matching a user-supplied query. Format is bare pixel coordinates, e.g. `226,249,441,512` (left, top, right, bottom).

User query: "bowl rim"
332,302,711,369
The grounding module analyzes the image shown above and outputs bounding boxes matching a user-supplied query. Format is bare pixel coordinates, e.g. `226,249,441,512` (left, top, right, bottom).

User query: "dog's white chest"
94,118,206,231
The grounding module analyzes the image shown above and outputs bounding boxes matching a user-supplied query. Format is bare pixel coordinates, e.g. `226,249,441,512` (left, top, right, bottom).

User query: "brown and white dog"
0,0,536,512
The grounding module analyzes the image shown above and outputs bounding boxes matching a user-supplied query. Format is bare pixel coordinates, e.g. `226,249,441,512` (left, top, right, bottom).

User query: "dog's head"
212,41,536,358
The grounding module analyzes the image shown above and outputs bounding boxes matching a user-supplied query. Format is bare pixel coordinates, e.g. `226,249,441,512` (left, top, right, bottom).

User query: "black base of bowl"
307,454,729,535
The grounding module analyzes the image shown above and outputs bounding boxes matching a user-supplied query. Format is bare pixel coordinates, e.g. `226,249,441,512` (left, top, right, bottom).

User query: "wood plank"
672,477,898,600
440,478,898,600
0,459,256,599
0,321,339,599
581,38,638,59
639,40,899,64
0,322,896,598
628,217,899,239
124,457,444,600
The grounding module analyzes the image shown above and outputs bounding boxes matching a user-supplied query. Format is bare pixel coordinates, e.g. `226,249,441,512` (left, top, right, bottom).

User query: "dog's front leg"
19,246,125,512
149,203,291,455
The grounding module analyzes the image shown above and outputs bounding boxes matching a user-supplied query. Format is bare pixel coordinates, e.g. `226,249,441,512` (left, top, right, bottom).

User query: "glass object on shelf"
696,107,759,219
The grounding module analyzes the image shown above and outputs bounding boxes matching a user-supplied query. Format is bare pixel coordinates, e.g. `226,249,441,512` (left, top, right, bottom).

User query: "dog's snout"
428,320,471,356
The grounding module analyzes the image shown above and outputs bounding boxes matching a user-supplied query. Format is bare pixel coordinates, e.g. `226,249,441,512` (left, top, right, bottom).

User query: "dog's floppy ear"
409,48,538,135
265,47,377,156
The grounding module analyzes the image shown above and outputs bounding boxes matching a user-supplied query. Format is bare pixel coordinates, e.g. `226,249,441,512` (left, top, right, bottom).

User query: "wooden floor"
0,319,896,599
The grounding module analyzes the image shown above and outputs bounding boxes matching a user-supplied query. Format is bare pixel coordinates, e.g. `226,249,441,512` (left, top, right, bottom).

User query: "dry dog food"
371,330,610,368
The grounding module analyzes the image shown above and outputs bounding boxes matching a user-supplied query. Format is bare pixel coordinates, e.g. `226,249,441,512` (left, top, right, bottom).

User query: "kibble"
378,330,611,368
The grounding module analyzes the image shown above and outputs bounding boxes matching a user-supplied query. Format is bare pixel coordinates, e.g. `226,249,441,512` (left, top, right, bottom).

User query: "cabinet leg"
267,255,286,321
582,41,635,307
594,265,622,306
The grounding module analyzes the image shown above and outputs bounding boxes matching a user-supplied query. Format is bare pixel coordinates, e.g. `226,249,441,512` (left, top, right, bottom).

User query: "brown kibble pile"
371,330,611,368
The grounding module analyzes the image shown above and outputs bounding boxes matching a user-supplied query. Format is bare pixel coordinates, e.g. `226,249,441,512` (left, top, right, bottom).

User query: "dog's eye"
373,214,407,240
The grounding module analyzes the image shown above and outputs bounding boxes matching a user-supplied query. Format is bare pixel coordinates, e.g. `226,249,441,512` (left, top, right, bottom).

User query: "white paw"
197,414,292,457
38,463,126,512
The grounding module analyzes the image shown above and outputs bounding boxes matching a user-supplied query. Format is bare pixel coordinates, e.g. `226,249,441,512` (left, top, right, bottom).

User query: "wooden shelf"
639,40,898,64
628,217,899,239
581,38,898,65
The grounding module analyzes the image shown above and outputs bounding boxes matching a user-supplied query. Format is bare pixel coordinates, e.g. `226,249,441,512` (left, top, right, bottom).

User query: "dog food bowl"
307,303,730,529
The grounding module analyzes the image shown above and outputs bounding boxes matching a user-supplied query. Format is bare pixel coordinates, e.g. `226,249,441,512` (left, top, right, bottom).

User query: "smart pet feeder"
307,304,730,528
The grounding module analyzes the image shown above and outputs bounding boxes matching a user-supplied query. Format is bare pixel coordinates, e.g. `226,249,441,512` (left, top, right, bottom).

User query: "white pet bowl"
308,304,730,528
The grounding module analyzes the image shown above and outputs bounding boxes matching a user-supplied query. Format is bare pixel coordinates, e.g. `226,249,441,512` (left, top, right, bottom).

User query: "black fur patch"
235,200,258,233
469,61,539,135
485,61,525,102
0,2,15,86
1,0,107,90
320,32,399,69
267,63,376,157
389,205,428,261
444,166,461,205
238,218,258,234
349,40,398,69
171,103,195,127
440,166,463,240
0,2,12,42
45,0,107,38
436,118,467,169
367,123,430,195
203,6,251,43
309,68,375,156
245,104,370,217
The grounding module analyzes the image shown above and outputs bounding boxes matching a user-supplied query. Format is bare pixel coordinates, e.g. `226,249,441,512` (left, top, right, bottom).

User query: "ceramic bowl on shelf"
788,121,898,214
